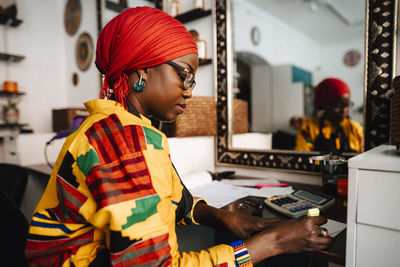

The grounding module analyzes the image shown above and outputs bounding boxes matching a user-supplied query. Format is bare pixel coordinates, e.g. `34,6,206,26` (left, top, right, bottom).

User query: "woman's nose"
182,88,192,99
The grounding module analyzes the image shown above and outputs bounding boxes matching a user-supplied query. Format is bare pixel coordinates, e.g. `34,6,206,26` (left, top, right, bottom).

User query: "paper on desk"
221,178,279,187
321,219,346,237
181,170,213,190
220,178,294,198
182,176,293,208
188,181,256,208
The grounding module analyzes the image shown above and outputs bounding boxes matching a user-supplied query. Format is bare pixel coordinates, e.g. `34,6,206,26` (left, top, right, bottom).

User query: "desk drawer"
357,170,400,230
356,224,400,267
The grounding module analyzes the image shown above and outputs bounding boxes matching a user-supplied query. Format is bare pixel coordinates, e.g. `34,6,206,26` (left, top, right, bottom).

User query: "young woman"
295,78,363,153
25,7,331,266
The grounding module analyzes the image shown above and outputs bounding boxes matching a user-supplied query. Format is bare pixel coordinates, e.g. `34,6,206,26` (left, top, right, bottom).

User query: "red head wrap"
95,6,197,108
314,78,350,110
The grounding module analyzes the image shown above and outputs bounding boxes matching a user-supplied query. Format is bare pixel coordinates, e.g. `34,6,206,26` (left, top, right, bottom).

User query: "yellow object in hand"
307,208,320,217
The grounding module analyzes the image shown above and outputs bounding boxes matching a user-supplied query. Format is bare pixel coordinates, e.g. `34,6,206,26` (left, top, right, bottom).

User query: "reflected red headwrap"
95,6,197,108
314,78,350,110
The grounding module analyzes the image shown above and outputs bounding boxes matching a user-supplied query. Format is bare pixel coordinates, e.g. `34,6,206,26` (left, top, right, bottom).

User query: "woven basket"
162,96,249,137
162,96,217,137
391,76,400,144
233,98,249,134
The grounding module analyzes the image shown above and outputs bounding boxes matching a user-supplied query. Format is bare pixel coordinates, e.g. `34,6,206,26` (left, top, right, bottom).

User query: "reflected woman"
295,78,363,153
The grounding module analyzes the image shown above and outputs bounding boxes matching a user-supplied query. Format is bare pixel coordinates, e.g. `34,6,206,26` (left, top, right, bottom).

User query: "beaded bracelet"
229,240,253,267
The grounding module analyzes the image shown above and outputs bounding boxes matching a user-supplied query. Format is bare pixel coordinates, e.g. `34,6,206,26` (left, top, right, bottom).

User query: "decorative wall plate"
343,49,361,67
64,0,81,36
75,32,93,71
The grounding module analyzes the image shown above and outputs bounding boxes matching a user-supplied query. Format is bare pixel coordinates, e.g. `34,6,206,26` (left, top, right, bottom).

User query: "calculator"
264,189,335,218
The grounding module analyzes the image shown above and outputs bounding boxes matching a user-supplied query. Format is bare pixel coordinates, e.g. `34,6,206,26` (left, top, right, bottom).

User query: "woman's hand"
193,201,279,239
244,215,332,264
217,210,280,239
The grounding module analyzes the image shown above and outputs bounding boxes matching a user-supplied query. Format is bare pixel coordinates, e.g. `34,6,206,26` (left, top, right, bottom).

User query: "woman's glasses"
328,101,354,112
166,61,196,91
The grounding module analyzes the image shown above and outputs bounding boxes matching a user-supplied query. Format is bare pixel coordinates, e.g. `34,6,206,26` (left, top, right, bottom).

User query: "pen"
255,183,290,189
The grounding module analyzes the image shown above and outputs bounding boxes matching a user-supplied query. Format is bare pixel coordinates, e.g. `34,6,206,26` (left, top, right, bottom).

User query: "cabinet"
346,145,400,267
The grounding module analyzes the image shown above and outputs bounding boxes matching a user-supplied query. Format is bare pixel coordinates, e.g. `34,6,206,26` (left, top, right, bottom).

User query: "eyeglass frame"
165,61,196,91
326,100,355,112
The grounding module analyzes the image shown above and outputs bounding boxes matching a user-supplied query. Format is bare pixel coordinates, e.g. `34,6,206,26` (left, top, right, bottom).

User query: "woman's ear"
137,68,149,81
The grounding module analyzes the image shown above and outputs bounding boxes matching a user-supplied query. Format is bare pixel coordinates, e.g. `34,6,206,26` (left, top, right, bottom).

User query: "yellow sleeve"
348,119,364,153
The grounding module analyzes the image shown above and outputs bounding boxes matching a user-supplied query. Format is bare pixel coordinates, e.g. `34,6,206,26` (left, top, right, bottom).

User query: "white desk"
346,145,400,267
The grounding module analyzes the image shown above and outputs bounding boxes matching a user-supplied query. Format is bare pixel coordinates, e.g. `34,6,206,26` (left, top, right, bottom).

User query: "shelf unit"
199,58,212,66
174,8,212,23
0,123,28,129
0,91,25,97
105,0,127,13
0,16,22,27
0,52,25,62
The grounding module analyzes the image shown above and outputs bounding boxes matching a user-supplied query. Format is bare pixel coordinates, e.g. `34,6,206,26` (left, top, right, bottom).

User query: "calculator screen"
293,190,327,204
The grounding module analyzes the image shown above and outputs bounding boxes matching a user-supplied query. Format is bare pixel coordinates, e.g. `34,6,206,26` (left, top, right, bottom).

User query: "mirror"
216,0,397,171
231,0,365,152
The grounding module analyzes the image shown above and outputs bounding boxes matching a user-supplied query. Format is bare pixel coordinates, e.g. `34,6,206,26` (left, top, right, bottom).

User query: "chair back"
0,188,29,266
0,163,28,207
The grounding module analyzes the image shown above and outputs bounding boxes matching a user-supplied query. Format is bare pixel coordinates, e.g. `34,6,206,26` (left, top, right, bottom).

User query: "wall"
0,0,99,133
272,65,304,132
1,0,69,133
251,64,272,132
65,0,100,108
232,0,321,72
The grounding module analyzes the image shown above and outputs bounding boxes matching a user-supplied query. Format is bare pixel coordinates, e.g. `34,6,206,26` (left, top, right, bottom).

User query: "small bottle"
194,0,205,10
169,0,179,17
189,30,207,61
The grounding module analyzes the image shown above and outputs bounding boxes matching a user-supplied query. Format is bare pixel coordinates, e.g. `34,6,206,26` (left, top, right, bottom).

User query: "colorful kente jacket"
25,99,237,267
295,116,363,153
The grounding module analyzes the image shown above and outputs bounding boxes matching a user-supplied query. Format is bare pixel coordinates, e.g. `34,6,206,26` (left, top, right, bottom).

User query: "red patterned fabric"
85,114,156,209
110,233,171,266
95,6,198,108
314,78,350,110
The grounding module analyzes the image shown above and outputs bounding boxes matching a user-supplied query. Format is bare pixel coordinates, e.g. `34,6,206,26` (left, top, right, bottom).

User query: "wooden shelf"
199,59,212,66
0,123,28,129
175,8,211,24
0,91,25,97
0,16,22,27
0,52,25,62
105,1,127,13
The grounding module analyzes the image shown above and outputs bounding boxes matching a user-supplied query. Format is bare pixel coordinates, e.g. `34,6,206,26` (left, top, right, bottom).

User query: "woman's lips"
177,103,186,113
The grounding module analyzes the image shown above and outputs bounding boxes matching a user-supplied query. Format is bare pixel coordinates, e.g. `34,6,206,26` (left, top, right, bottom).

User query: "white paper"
220,178,279,186
187,179,294,208
251,186,294,198
181,170,213,190
188,181,254,208
321,219,347,237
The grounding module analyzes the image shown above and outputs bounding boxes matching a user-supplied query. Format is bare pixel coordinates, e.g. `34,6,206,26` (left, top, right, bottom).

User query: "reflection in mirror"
230,0,365,154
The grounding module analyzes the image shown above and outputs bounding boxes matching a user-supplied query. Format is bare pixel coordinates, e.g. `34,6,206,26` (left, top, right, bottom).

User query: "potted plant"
3,98,19,124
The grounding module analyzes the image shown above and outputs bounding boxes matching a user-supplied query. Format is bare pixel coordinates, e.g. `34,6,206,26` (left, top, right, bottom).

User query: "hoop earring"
133,75,146,92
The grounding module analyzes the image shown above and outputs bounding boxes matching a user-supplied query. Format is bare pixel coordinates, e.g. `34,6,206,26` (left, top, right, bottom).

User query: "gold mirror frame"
215,0,398,172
